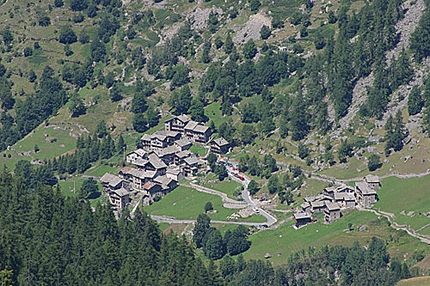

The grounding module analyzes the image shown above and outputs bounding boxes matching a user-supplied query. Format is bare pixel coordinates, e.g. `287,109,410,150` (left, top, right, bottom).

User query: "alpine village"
3,0,430,285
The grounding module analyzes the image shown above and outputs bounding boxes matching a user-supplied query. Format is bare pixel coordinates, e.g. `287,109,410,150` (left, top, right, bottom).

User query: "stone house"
324,202,341,223
355,181,378,208
294,212,312,228
210,137,230,155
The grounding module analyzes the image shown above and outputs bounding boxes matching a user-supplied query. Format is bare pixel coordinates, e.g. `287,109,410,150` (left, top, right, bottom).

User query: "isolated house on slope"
355,181,378,208
210,137,230,154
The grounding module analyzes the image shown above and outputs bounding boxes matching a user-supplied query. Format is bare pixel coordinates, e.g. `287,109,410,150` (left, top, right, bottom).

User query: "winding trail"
359,207,430,244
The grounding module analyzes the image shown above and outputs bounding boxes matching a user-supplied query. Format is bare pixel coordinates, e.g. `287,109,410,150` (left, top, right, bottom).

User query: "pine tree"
408,85,423,115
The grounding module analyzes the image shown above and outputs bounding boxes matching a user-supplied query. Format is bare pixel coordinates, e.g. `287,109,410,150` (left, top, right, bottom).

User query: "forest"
0,169,412,285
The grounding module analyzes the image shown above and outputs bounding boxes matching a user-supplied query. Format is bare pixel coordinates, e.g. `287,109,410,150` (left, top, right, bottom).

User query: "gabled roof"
177,114,191,123
100,173,123,187
175,138,192,148
184,120,199,130
176,150,191,158
162,145,180,156
355,181,377,195
154,175,175,186
152,133,167,141
148,153,167,169
311,201,325,208
294,212,311,220
167,167,182,175
193,124,209,133
111,187,129,197
143,181,157,190
141,134,151,141
183,156,199,166
212,137,229,147
325,202,340,211
365,175,381,184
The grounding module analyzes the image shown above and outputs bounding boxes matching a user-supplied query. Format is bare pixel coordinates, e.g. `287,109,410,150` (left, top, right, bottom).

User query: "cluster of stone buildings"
100,114,231,210
293,175,381,228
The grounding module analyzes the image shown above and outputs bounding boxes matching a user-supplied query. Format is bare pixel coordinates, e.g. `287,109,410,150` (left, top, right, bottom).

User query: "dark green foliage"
132,113,148,133
290,94,309,141
208,11,219,33
171,64,190,89
146,107,159,128
411,3,430,62
79,177,99,199
169,85,192,115
59,26,77,44
408,85,423,115
204,201,213,213
38,16,51,26
268,174,280,194
70,0,88,11
384,111,407,156
1,29,13,45
131,80,152,114
110,83,122,102
226,225,250,256
368,154,382,171
224,33,234,54
328,10,337,24
73,13,85,23
193,213,211,248
248,179,258,195
249,0,261,13
239,124,256,145
243,39,257,59
54,0,64,7
297,143,309,159
0,78,14,110
338,139,353,163
189,97,206,122
202,41,212,63
260,25,271,40
214,164,228,181
204,229,225,260
90,39,106,62
271,16,284,29
207,153,217,172
214,36,223,49
0,170,225,285
69,93,86,117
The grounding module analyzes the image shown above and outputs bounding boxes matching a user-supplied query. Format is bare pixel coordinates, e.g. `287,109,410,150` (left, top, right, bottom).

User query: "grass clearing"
144,185,264,223
144,185,236,220
205,102,229,128
244,210,428,266
190,144,208,157
374,175,430,231
398,277,430,286
202,178,242,199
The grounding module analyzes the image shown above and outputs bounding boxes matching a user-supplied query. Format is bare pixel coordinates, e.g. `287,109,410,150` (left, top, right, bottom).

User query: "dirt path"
359,207,430,244
188,182,248,209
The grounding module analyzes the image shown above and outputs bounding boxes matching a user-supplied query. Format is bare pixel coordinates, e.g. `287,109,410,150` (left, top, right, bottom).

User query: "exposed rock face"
330,0,425,140
233,13,271,44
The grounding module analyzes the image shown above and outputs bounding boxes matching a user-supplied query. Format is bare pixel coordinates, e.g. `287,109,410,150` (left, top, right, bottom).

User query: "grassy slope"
397,277,430,286
374,175,430,231
144,185,265,222
244,210,429,266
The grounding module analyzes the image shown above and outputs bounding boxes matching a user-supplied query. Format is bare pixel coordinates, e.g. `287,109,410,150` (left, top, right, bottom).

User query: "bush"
204,202,213,213
59,26,77,44
23,47,33,57
368,154,382,171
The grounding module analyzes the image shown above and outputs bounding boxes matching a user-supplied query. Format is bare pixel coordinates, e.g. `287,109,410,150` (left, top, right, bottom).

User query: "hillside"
2,0,430,281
